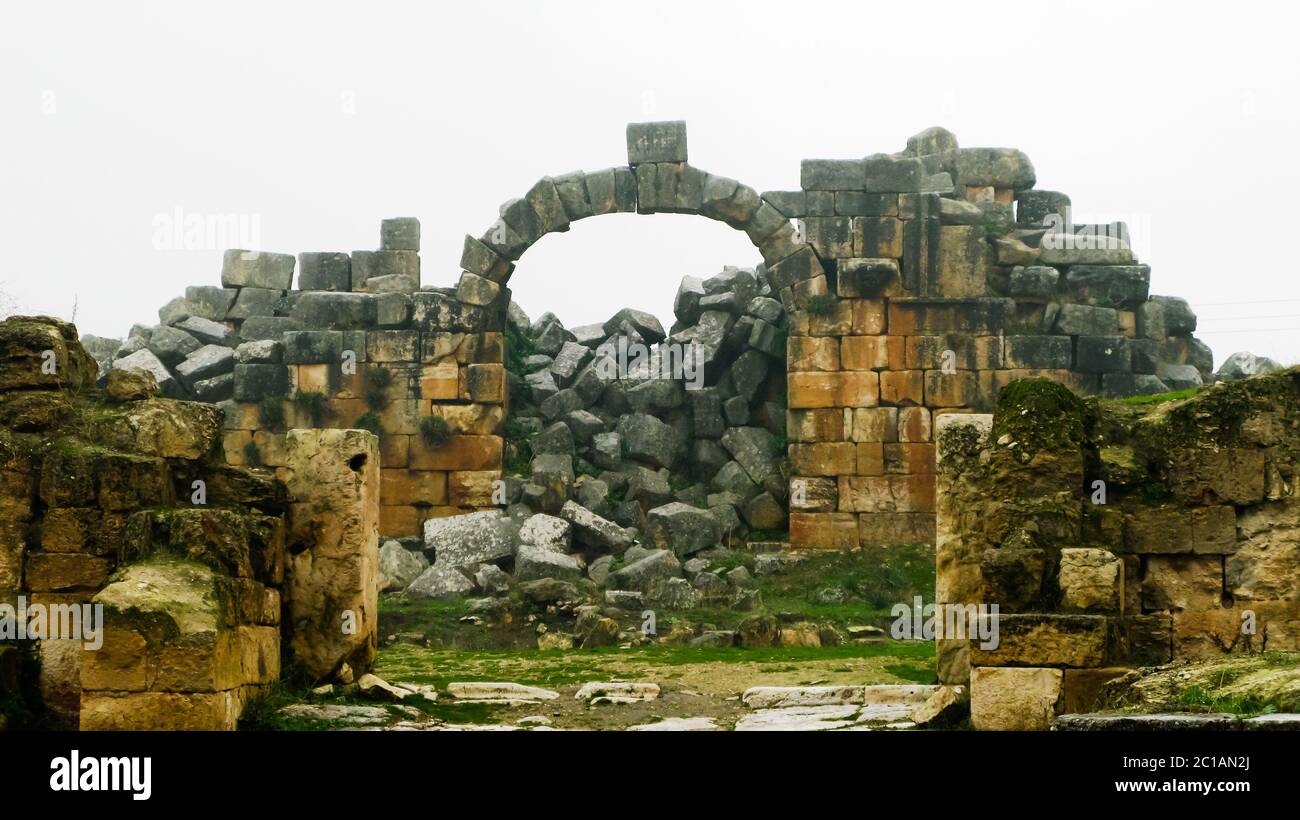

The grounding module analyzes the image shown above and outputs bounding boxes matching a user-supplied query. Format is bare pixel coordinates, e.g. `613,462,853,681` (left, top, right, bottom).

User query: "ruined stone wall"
95,221,507,539
107,120,1215,548
0,316,289,729
934,373,1300,730
779,128,1211,550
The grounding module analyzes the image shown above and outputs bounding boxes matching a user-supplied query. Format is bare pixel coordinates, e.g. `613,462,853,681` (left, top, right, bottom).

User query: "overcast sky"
2,0,1297,367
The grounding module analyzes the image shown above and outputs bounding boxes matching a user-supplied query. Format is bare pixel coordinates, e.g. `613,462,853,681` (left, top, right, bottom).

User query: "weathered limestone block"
298,252,352,292
284,429,380,680
626,121,687,165
221,249,295,290
956,148,1036,190
1170,448,1267,506
1230,500,1300,601
933,225,993,297
0,316,99,391
968,613,1117,669
970,666,1061,731
81,558,279,730
1058,548,1124,614
1123,505,1237,554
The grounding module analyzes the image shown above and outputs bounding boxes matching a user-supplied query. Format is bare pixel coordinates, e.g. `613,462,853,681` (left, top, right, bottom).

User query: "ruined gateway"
1,122,1296,731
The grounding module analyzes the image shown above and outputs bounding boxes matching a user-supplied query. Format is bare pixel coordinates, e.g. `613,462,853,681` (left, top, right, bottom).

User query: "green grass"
292,390,327,427
257,396,285,430
354,411,382,435
364,366,393,410
757,543,936,623
374,639,935,691
1110,387,1199,406
419,415,451,448
1177,686,1280,717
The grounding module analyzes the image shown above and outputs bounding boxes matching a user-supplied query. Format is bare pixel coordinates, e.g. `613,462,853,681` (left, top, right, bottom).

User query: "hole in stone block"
349,453,367,472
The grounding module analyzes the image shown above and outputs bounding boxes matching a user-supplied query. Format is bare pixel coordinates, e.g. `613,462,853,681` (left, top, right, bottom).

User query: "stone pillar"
284,428,380,681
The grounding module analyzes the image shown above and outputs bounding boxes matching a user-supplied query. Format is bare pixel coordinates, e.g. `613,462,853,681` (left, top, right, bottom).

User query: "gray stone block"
377,292,412,328
227,287,283,320
239,316,303,341
1075,336,1132,374
526,178,569,234
1150,296,1197,335
281,330,344,364
762,191,805,218
1130,338,1159,374
185,286,239,320
158,296,191,326
801,159,865,191
1101,373,1168,398
410,292,488,333
174,315,236,348
298,252,352,292
351,250,419,292
834,191,897,216
955,147,1036,189
1005,335,1072,369
146,325,201,366
233,363,289,401
862,154,924,193
1054,304,1120,337
626,121,688,164
1064,265,1151,309
112,348,184,398
380,217,420,251
460,234,509,281
1016,190,1071,226
553,171,594,221
290,292,378,329
1008,266,1060,299
192,372,234,403
235,339,283,364
175,344,235,389
221,249,295,290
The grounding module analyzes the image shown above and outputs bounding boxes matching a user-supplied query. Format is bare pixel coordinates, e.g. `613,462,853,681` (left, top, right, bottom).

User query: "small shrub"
258,397,285,430
805,293,836,317
364,366,394,410
293,390,327,428
243,441,262,468
420,415,452,447
354,411,382,435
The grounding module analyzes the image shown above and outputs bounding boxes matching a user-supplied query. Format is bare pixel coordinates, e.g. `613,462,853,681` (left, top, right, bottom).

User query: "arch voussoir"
454,121,831,313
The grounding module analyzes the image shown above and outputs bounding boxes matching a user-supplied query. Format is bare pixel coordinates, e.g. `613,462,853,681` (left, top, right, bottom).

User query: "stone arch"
452,121,829,316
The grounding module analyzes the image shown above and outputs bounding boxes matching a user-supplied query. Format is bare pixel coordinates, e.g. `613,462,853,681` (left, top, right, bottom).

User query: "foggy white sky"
2,0,1298,368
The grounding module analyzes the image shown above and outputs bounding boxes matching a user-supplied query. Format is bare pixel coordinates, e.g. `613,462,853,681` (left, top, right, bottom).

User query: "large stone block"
1171,448,1266,506
284,429,380,679
970,666,1062,730
298,252,352,292
969,614,1118,668
1058,548,1123,614
800,159,865,191
790,512,859,550
221,249,295,290
626,121,687,165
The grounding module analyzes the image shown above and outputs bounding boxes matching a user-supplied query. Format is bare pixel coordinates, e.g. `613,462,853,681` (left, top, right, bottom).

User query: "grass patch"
292,390,327,427
1110,387,1199,406
354,411,382,435
364,366,393,410
419,415,451,448
257,396,285,430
